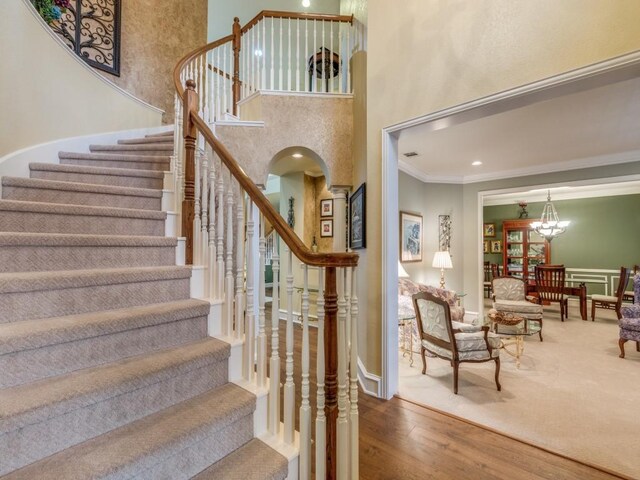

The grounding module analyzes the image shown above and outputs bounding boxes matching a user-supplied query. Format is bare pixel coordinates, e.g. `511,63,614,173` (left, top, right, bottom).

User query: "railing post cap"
186,79,196,90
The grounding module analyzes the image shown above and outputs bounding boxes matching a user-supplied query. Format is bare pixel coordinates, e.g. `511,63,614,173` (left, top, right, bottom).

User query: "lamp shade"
432,251,453,269
398,261,410,278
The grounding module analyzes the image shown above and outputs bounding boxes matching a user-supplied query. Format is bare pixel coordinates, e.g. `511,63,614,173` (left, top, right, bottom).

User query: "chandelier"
530,190,570,242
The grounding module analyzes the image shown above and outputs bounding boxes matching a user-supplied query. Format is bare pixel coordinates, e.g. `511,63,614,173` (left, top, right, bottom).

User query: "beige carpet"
398,299,640,479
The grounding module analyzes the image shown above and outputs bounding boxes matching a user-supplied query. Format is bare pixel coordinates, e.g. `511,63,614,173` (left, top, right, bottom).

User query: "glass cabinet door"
508,230,523,243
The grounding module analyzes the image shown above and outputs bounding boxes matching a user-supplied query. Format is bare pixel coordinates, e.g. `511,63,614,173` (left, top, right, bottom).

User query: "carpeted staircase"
0,131,288,479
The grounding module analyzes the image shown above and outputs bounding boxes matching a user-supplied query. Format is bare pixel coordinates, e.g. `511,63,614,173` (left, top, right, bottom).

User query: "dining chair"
592,266,629,321
483,261,492,298
623,265,639,303
412,291,502,394
491,263,502,279
535,265,569,321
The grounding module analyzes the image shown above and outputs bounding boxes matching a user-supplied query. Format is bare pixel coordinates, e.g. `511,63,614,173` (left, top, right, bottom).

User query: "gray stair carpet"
0,132,287,478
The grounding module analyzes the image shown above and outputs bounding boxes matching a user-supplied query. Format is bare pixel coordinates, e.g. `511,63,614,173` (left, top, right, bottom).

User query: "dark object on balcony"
308,47,339,93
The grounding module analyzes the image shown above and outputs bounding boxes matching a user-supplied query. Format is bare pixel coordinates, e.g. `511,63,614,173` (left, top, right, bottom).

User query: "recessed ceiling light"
472,160,483,166
292,153,303,158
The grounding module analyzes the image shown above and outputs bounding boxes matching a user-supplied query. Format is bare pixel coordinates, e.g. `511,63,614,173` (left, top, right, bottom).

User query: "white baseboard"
358,358,382,398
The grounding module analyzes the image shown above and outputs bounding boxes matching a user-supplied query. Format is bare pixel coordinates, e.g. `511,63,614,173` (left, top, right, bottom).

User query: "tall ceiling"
398,76,640,184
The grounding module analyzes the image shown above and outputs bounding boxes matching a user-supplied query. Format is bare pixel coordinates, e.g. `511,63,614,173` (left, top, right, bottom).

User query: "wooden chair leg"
538,318,543,342
616,306,622,320
636,341,639,352
421,346,427,375
591,300,596,321
560,301,564,322
494,357,501,392
619,338,627,358
453,361,459,395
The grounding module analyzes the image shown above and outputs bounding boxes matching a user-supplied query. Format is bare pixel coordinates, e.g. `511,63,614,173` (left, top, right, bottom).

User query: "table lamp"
432,251,452,289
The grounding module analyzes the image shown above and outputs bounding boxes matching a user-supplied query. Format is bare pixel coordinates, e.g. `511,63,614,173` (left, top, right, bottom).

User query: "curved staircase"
0,131,288,479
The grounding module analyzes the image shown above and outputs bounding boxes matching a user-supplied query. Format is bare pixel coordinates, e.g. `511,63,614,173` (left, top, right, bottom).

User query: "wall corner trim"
358,358,382,398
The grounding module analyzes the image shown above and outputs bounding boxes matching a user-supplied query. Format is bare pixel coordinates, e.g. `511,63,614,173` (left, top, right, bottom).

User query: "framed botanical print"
490,240,502,253
320,219,333,237
483,223,496,238
349,183,366,249
400,211,423,262
320,198,333,217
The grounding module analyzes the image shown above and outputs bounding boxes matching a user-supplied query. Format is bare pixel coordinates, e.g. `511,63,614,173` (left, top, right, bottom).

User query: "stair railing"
173,11,360,480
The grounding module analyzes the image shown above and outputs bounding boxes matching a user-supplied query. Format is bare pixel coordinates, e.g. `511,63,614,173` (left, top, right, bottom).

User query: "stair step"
29,163,165,189
0,199,166,236
90,144,174,156
118,137,174,145
0,339,233,476
2,177,163,211
0,265,191,323
59,151,170,171
194,439,288,480
0,232,176,272
145,130,174,138
0,298,210,387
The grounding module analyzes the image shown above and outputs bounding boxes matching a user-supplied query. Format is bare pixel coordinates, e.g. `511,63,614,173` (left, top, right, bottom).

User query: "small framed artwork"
483,241,490,254
400,211,423,263
320,219,333,238
490,240,502,253
349,183,366,249
483,223,496,238
320,198,333,217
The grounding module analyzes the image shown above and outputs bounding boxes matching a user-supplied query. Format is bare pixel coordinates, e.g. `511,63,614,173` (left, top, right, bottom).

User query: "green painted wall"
483,193,640,292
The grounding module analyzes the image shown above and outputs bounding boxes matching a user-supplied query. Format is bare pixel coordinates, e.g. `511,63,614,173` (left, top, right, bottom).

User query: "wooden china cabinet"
502,219,550,282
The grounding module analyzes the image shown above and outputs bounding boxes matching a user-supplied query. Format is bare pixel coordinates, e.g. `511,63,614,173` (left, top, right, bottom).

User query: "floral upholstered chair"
412,292,502,395
492,276,544,341
619,273,640,359
398,277,466,322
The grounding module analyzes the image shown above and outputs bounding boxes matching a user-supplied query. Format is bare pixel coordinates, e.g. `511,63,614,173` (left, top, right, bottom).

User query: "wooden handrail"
242,10,354,34
188,104,357,267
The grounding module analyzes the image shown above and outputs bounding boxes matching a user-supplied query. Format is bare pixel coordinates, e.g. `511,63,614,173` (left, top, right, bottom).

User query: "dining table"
526,281,588,320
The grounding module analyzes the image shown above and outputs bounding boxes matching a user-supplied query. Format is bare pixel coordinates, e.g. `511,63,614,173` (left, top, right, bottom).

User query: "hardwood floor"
264,312,624,480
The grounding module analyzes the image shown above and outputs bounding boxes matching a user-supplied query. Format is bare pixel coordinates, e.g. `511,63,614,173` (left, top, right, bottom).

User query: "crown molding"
398,160,463,184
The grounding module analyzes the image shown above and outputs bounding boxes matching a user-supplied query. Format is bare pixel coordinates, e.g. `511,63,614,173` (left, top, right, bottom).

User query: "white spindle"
216,157,225,302
225,173,235,335
204,52,210,123
222,44,228,116
336,268,349,479
312,19,316,92
288,17,292,91
262,18,266,90
235,190,246,342
346,24,351,93
349,266,359,480
339,23,343,94
198,54,204,116
299,265,311,479
270,17,275,89
193,150,202,266
208,154,216,298
201,151,209,277
244,199,255,381
321,21,326,93
257,214,267,387
296,19,300,91
305,19,309,92
330,21,334,93
279,17,283,90
283,248,295,444
269,233,281,436
315,267,326,480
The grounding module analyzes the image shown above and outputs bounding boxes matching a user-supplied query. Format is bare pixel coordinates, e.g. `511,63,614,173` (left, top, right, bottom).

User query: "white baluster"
321,21,326,93
225,173,235,335
257,214,267,387
269,233,281,436
336,268,349,479
339,22,343,94
283,248,295,444
215,46,221,121
270,17,275,90
349,266,359,480
295,19,300,92
315,267,326,480
261,18,266,90
201,151,210,276
279,17,283,90
244,200,255,380
312,19,316,92
193,149,202,266
330,21,334,93
346,24,351,93
288,17,292,91
222,43,228,115
208,154,216,298
203,52,209,123
216,159,225,302
304,19,309,92
235,190,246,342
299,265,311,479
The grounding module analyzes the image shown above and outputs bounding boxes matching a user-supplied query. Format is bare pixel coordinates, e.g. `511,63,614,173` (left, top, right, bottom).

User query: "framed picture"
320,219,333,238
483,240,490,254
320,198,333,217
438,214,451,252
400,211,423,262
483,223,496,238
491,240,502,253
349,183,366,249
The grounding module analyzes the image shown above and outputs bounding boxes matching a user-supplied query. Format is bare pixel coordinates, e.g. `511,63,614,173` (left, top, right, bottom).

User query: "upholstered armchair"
492,276,544,341
398,277,465,322
619,273,640,358
412,292,501,394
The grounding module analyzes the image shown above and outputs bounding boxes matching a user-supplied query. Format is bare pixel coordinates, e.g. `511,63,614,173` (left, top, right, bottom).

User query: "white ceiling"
398,77,640,184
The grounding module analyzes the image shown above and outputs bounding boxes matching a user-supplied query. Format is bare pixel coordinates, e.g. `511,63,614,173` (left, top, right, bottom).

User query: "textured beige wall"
100,0,208,123
360,0,640,377
218,93,353,187
0,0,162,158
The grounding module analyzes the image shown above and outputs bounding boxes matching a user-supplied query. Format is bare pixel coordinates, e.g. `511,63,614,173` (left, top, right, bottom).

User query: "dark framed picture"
483,240,490,254
320,198,333,217
320,219,333,237
483,223,496,238
491,240,502,253
349,183,366,249
400,211,423,263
